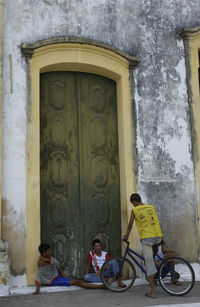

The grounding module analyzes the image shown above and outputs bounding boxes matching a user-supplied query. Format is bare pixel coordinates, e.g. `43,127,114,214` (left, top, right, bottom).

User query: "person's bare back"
38,256,51,267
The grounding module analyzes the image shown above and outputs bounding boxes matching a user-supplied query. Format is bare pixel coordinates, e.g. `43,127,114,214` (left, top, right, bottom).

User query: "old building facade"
0,0,200,289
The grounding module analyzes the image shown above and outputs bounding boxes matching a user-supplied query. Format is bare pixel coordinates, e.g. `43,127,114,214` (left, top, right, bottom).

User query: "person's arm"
51,257,66,278
38,256,51,267
85,253,92,275
123,210,135,240
33,282,40,295
161,245,176,257
58,266,67,278
85,262,91,275
96,252,109,277
96,269,100,277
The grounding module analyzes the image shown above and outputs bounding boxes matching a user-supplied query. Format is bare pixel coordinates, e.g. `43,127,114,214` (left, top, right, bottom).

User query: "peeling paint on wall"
2,0,200,283
2,199,25,275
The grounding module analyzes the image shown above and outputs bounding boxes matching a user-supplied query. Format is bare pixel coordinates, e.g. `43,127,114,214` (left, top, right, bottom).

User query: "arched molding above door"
21,37,140,69
21,37,140,285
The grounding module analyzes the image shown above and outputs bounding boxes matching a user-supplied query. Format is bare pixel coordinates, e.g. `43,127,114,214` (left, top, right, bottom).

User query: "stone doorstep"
0,263,199,297
0,278,148,297
5,275,200,297
1,275,200,297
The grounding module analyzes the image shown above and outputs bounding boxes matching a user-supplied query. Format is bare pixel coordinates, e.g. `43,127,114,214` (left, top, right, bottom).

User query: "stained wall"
2,0,200,283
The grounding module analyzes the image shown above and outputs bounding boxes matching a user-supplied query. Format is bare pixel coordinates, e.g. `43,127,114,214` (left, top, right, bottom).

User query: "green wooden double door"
40,72,121,277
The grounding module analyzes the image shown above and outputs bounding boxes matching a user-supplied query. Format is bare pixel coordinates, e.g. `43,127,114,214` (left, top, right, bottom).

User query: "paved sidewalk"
0,282,200,307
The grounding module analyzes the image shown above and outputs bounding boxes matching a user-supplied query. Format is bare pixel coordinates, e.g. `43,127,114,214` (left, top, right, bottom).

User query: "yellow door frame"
180,27,200,250
0,0,3,238
21,38,140,285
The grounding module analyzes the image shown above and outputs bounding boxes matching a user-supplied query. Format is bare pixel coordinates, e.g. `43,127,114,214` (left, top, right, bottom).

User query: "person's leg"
84,273,101,283
166,260,181,285
51,275,104,289
70,279,105,289
141,241,157,298
104,259,122,277
50,274,71,287
147,274,155,297
51,276,71,287
105,260,126,288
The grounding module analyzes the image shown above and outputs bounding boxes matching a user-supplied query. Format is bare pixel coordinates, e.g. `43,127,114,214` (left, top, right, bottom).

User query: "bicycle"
100,240,195,296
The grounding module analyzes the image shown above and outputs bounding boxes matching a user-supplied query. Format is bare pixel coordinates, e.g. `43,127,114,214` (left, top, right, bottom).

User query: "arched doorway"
21,38,139,284
40,71,121,276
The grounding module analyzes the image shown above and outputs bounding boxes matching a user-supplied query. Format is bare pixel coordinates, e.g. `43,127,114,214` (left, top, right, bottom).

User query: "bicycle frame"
119,241,147,276
101,240,195,296
119,241,178,279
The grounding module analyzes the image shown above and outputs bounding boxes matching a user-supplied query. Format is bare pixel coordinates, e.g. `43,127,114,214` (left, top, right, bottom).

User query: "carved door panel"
78,74,121,260
40,72,81,277
40,72,121,277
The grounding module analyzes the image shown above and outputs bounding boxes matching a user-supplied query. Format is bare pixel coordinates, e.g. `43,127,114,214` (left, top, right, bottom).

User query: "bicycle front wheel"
158,256,195,296
100,257,136,292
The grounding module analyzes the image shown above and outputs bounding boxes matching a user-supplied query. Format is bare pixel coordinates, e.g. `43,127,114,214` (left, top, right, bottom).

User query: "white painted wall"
2,0,200,285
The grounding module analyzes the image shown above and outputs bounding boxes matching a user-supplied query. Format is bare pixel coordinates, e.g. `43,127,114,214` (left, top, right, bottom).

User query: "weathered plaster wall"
2,0,200,281
133,1,200,260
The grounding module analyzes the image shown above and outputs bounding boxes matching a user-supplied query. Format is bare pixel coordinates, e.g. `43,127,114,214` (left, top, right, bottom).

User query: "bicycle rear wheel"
158,256,195,296
100,257,136,292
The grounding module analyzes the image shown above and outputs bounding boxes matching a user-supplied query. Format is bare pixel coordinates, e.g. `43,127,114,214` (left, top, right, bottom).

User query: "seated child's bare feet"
118,282,126,288
171,279,182,285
